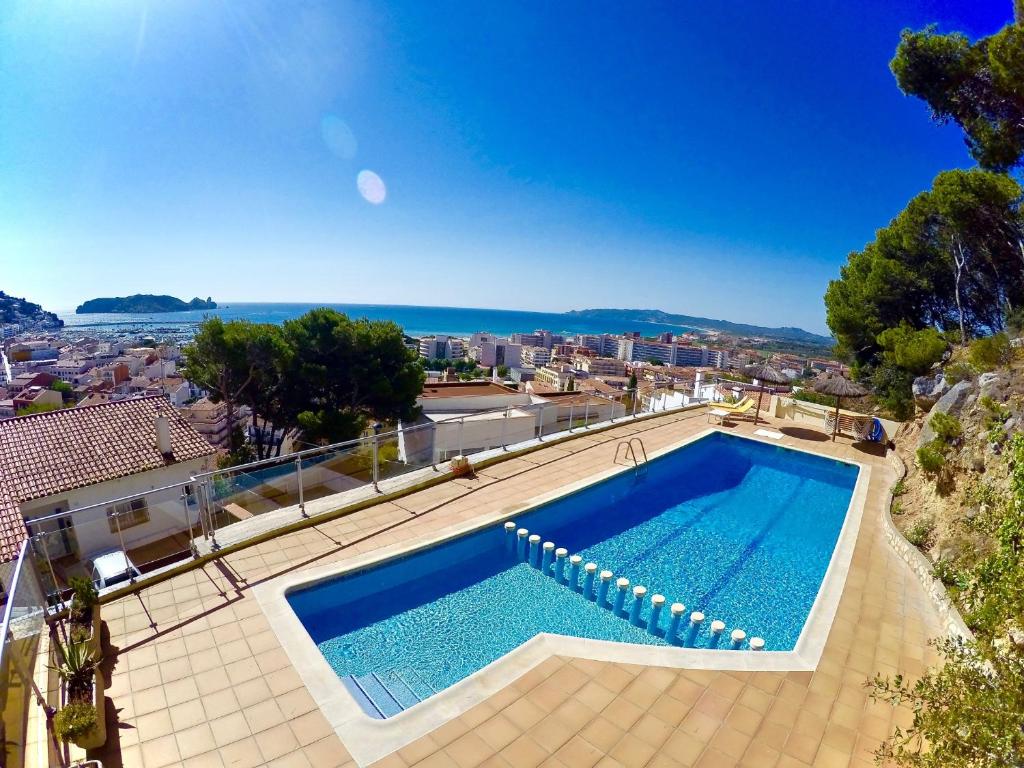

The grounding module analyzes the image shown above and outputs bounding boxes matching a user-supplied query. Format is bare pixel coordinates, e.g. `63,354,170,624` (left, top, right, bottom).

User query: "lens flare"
321,115,357,159
357,170,386,204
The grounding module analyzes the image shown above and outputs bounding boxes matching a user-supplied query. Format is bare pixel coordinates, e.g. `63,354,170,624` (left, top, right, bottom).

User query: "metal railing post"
499,407,508,450
204,479,219,551
583,399,590,429
568,402,575,432
372,435,380,492
182,488,198,558
296,457,306,516
632,391,639,418
458,417,465,456
111,508,134,584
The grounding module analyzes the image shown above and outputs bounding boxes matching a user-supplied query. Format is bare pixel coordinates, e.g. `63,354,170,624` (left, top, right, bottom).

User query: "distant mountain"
566,308,833,346
76,295,218,314
0,291,63,329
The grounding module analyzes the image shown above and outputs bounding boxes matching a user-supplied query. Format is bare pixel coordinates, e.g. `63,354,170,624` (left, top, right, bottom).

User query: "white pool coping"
254,428,871,767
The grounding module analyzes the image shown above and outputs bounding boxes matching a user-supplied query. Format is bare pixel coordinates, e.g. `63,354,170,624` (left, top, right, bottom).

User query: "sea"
58,303,700,343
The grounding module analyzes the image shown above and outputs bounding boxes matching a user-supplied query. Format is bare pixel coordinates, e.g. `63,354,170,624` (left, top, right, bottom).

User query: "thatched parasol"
813,373,869,441
743,362,788,426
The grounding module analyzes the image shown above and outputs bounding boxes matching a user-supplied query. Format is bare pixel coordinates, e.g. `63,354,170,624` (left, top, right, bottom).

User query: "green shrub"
931,558,962,588
53,702,97,744
891,500,904,516
892,478,907,496
877,323,948,375
917,443,945,475
929,412,962,443
905,517,935,547
967,333,1012,372
943,362,975,384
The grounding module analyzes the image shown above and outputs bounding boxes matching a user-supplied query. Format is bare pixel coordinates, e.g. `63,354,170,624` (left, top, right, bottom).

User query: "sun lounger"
707,398,755,424
708,396,752,412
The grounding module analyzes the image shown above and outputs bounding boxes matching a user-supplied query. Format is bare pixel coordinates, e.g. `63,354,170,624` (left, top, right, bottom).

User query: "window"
107,498,149,533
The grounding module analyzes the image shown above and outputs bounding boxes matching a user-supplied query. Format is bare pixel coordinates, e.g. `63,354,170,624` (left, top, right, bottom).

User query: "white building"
476,340,521,368
398,382,536,463
418,335,466,360
0,396,215,564
520,346,551,367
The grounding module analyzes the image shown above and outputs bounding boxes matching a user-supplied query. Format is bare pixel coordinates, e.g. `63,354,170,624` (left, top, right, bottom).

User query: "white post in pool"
648,594,666,636
554,548,568,583
667,602,685,643
749,637,765,651
730,629,746,649
613,577,630,615
504,521,516,553
709,619,726,648
584,563,599,600
541,541,555,573
569,555,583,590
528,534,541,568
629,586,647,626
686,611,705,646
517,528,529,560
596,568,612,604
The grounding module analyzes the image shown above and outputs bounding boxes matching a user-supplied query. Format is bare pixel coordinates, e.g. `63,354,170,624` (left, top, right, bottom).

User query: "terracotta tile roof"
0,396,214,562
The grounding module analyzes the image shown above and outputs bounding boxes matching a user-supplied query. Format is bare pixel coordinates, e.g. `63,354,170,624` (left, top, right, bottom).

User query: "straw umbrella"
744,362,788,426
813,373,869,441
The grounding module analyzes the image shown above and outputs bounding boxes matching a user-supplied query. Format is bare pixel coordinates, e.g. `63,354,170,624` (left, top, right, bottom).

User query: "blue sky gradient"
0,1,1011,332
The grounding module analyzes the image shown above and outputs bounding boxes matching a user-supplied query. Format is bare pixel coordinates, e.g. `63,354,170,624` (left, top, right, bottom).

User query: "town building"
573,355,626,377
0,396,215,564
474,339,521,368
418,334,466,360
520,346,551,367
179,397,238,447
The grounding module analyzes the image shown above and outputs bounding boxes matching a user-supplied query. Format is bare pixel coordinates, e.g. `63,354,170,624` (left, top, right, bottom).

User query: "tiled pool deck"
88,410,941,768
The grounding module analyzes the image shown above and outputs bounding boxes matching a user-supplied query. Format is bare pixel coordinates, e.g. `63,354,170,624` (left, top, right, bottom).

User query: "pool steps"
344,667,437,719
503,518,766,651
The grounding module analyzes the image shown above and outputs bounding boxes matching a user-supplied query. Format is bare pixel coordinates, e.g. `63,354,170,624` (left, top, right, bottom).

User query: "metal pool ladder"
615,437,649,477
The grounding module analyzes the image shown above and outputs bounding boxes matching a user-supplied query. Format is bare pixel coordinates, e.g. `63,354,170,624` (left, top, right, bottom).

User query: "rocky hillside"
0,290,63,330
894,345,1024,601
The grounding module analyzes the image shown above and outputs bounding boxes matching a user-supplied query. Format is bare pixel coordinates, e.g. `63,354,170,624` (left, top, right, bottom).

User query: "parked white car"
88,549,141,590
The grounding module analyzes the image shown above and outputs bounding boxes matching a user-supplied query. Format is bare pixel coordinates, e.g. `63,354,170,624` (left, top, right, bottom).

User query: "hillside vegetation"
877,341,1024,765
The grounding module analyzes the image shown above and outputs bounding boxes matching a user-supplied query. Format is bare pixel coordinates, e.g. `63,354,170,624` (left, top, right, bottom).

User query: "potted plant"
67,576,101,657
51,639,106,750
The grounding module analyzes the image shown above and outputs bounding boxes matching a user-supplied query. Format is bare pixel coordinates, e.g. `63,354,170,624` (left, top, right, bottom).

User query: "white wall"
431,411,537,460
419,391,530,414
20,456,211,560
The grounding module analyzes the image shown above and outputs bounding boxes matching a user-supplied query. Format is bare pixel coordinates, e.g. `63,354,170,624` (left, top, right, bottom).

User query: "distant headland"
75,295,217,314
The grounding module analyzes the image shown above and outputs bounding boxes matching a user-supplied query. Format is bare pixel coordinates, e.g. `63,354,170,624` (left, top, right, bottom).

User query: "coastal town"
1,298,847,445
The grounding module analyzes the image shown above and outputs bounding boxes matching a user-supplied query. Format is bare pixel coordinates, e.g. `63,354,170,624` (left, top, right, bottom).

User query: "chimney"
155,412,173,457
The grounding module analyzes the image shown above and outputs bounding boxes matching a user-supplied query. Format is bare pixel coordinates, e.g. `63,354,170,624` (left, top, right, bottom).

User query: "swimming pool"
285,431,859,721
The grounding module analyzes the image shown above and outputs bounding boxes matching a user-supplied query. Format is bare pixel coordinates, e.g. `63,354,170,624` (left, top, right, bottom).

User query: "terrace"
4,402,945,768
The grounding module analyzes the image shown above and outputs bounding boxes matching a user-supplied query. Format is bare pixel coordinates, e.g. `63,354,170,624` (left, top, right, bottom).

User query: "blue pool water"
287,432,858,717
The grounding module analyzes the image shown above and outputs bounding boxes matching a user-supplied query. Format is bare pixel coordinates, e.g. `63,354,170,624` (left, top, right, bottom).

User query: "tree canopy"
182,309,424,459
826,168,1024,365
892,21,1024,170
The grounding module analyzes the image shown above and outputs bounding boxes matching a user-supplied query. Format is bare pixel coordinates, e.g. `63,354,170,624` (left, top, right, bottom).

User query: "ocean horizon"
58,302,701,341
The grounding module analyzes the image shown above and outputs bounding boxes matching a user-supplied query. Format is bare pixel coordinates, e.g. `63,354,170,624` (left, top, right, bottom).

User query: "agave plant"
49,639,97,685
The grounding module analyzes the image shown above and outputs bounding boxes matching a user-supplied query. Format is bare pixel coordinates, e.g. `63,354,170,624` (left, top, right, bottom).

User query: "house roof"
0,395,214,562
420,382,518,398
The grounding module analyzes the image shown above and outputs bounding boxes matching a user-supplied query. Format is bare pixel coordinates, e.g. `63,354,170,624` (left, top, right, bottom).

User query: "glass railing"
0,541,50,768
31,392,707,592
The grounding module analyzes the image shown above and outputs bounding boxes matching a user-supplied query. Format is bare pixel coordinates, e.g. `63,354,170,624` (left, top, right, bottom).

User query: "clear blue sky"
0,1,1011,333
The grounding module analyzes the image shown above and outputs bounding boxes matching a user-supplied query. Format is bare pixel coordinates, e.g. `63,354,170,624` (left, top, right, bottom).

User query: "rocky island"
76,295,217,314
